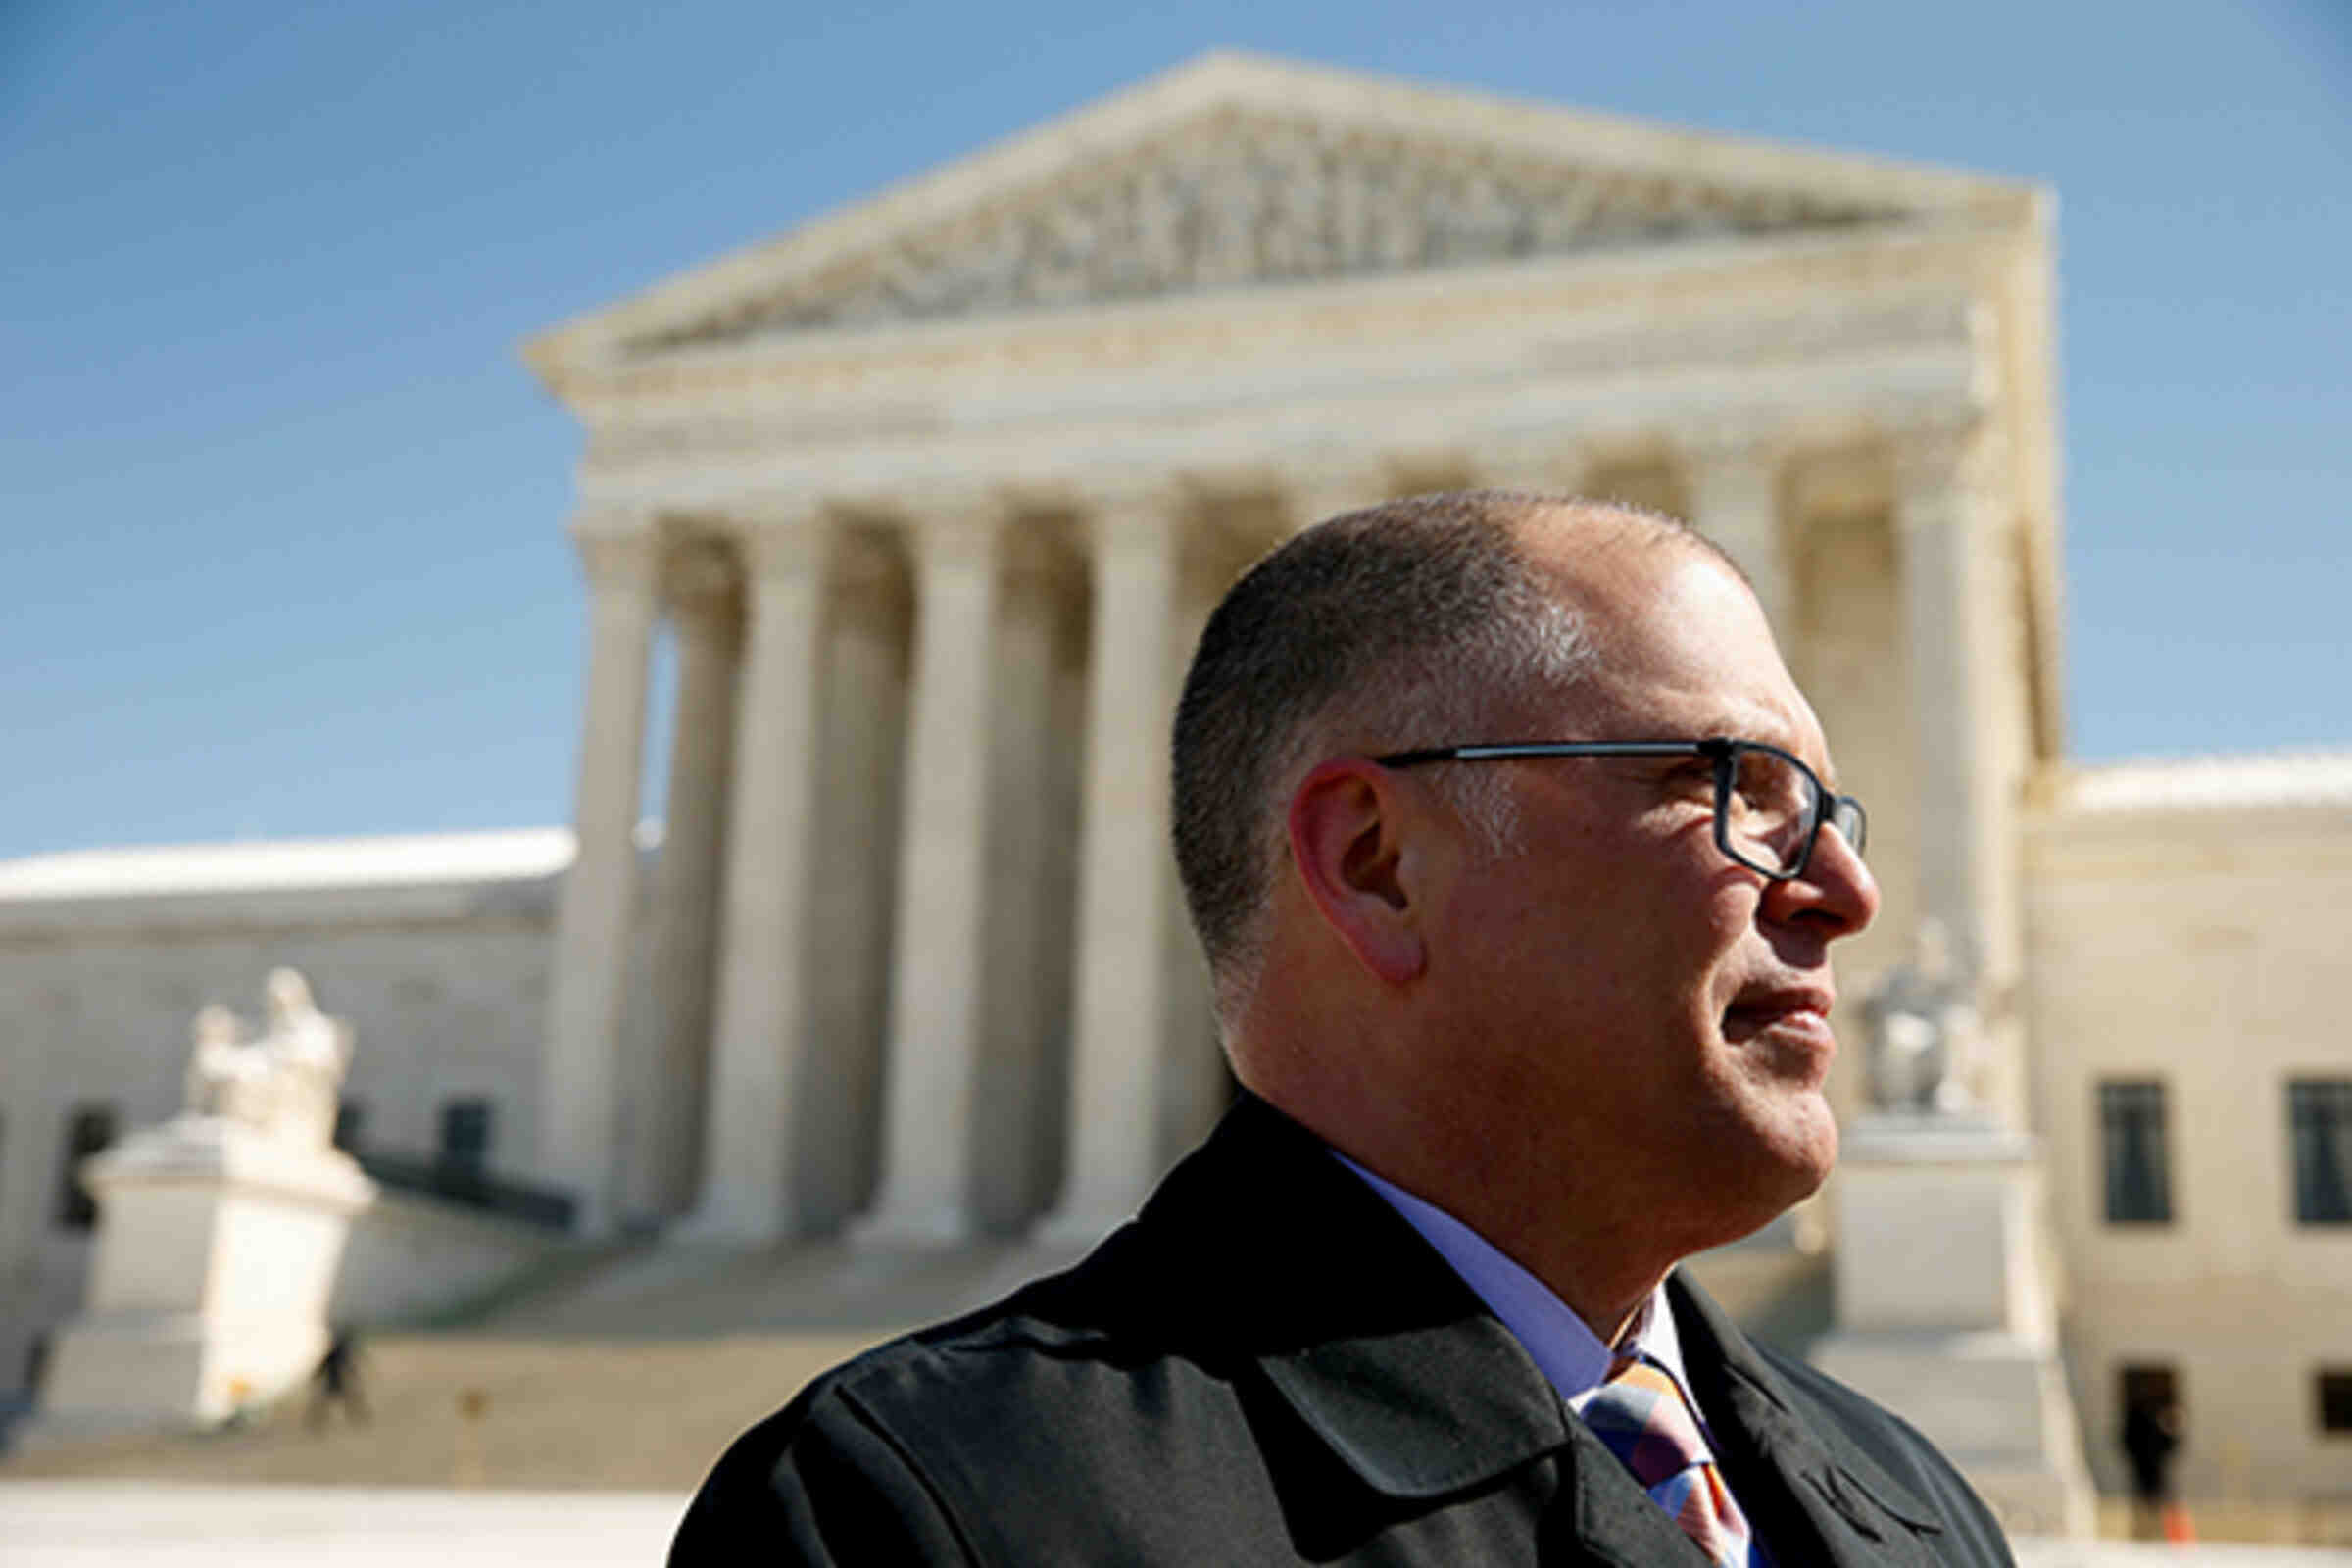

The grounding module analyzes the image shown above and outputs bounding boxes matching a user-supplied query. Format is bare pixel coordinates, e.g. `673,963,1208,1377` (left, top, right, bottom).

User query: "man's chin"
1752,1098,1840,1212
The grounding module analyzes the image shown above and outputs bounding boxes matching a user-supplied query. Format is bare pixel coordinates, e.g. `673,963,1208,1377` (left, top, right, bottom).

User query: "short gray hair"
1171,490,1710,1016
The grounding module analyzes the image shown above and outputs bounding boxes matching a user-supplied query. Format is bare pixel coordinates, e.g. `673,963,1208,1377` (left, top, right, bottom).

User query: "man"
674,491,2014,1565
2120,1388,2183,1541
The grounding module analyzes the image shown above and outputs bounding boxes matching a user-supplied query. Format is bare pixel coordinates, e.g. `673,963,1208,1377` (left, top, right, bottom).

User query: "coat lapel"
1669,1275,1950,1568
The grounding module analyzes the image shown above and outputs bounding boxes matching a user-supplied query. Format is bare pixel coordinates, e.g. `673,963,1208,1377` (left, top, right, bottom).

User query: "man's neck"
1337,1152,1686,1402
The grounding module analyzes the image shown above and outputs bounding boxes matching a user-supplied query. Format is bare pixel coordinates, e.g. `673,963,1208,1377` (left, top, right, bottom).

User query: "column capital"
1891,420,2006,515
570,501,656,533
1678,430,1785,481
1458,435,1582,495
1465,432,1592,497
1280,465,1391,535
661,537,743,635
1679,438,1788,537
734,517,840,582
572,528,661,591
1069,477,1192,549
902,498,1014,565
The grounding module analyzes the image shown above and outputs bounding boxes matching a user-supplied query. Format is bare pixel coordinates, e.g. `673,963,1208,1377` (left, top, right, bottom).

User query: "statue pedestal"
37,1116,375,1433
1812,1115,2095,1538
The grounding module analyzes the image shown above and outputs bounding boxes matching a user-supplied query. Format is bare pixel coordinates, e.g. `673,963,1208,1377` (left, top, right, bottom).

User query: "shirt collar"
1336,1152,1692,1406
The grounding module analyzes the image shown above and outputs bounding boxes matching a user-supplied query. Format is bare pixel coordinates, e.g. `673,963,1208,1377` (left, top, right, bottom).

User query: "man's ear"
1286,758,1430,987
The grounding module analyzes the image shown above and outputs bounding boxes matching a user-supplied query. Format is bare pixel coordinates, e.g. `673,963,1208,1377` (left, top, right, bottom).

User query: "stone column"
540,527,658,1236
683,520,835,1245
1039,496,1183,1245
1282,467,1390,537
968,531,1081,1231
1686,439,1792,634
856,507,1004,1246
624,539,743,1226
1894,425,2007,999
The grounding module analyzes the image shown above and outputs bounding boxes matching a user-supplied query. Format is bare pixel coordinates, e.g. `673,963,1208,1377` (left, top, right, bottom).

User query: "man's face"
1420,531,1879,1250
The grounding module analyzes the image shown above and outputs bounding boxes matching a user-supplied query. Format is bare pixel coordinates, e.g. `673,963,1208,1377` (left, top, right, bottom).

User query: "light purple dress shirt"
1336,1153,1732,1452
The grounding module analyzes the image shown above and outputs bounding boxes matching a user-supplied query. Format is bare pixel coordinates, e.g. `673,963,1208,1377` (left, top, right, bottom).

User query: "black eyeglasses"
1373,737,1866,882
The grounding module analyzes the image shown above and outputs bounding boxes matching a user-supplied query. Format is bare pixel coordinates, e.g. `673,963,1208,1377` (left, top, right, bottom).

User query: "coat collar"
1117,1093,1574,1498
1669,1269,1950,1565
1092,1094,1950,1564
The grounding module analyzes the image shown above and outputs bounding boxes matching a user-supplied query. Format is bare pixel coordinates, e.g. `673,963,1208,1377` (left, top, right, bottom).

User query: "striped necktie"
1575,1352,1756,1567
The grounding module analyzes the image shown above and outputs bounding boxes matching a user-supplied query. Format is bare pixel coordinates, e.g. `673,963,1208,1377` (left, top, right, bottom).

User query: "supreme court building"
522,49,2066,1247
6,55,2348,1511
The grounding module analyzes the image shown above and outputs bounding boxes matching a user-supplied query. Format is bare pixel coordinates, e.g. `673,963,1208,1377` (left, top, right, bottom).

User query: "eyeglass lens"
1720,747,1816,876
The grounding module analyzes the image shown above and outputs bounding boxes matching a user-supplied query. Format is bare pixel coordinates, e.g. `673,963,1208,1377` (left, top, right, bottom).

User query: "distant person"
2121,1389,2183,1541
675,492,2014,1564
308,1326,368,1430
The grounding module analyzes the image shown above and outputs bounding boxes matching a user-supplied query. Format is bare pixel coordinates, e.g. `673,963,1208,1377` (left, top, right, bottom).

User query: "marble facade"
2026,754,2352,1505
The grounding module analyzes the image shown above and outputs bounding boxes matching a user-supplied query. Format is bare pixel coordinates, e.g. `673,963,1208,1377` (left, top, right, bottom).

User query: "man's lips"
1722,985,1838,1044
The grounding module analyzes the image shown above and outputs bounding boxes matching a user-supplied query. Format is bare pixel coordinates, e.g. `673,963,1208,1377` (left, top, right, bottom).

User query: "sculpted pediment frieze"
630,109,1909,352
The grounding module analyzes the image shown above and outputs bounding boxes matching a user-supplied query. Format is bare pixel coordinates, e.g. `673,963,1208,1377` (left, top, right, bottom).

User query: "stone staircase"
2,1228,1814,1492
0,1238,1092,1492
10,1234,2352,1551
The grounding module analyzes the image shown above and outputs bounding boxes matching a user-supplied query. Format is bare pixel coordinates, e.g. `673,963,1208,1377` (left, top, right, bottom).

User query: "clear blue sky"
5,0,2347,861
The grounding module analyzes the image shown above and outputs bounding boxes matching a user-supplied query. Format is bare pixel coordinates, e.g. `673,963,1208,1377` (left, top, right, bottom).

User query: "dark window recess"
351,1094,563,1228
54,1103,117,1230
332,1100,368,1154
2288,1080,2352,1226
437,1098,494,1179
2099,1080,2173,1225
2319,1370,2352,1435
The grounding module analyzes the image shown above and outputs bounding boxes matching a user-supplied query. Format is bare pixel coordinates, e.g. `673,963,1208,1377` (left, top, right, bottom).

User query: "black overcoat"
674,1095,2015,1566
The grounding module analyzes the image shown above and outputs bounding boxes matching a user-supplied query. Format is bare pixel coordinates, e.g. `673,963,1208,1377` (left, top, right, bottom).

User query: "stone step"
466,1236,1091,1337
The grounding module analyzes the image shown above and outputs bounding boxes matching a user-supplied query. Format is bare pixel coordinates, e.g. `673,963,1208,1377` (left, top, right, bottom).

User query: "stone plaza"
8,1483,2346,1566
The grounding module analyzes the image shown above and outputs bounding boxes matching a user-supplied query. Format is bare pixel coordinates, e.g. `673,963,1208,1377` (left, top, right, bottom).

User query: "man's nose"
1767,818,1880,939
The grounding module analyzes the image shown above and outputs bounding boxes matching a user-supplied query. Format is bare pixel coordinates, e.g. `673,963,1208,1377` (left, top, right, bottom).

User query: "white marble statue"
181,968,353,1149
1862,919,1981,1115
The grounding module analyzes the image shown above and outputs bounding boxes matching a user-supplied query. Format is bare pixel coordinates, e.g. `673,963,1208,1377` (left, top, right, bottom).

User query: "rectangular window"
2319,1370,2352,1436
2099,1080,2173,1225
437,1097,494,1177
54,1103,116,1230
2288,1080,2352,1226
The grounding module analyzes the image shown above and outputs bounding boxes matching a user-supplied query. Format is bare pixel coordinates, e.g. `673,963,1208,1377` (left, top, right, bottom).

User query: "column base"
671,1198,792,1249
1030,1200,1134,1250
847,1203,972,1250
1812,1328,2095,1538
1825,1112,2095,1539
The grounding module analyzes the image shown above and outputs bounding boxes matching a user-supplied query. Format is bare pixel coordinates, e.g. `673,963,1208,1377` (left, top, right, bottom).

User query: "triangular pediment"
531,52,2033,369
